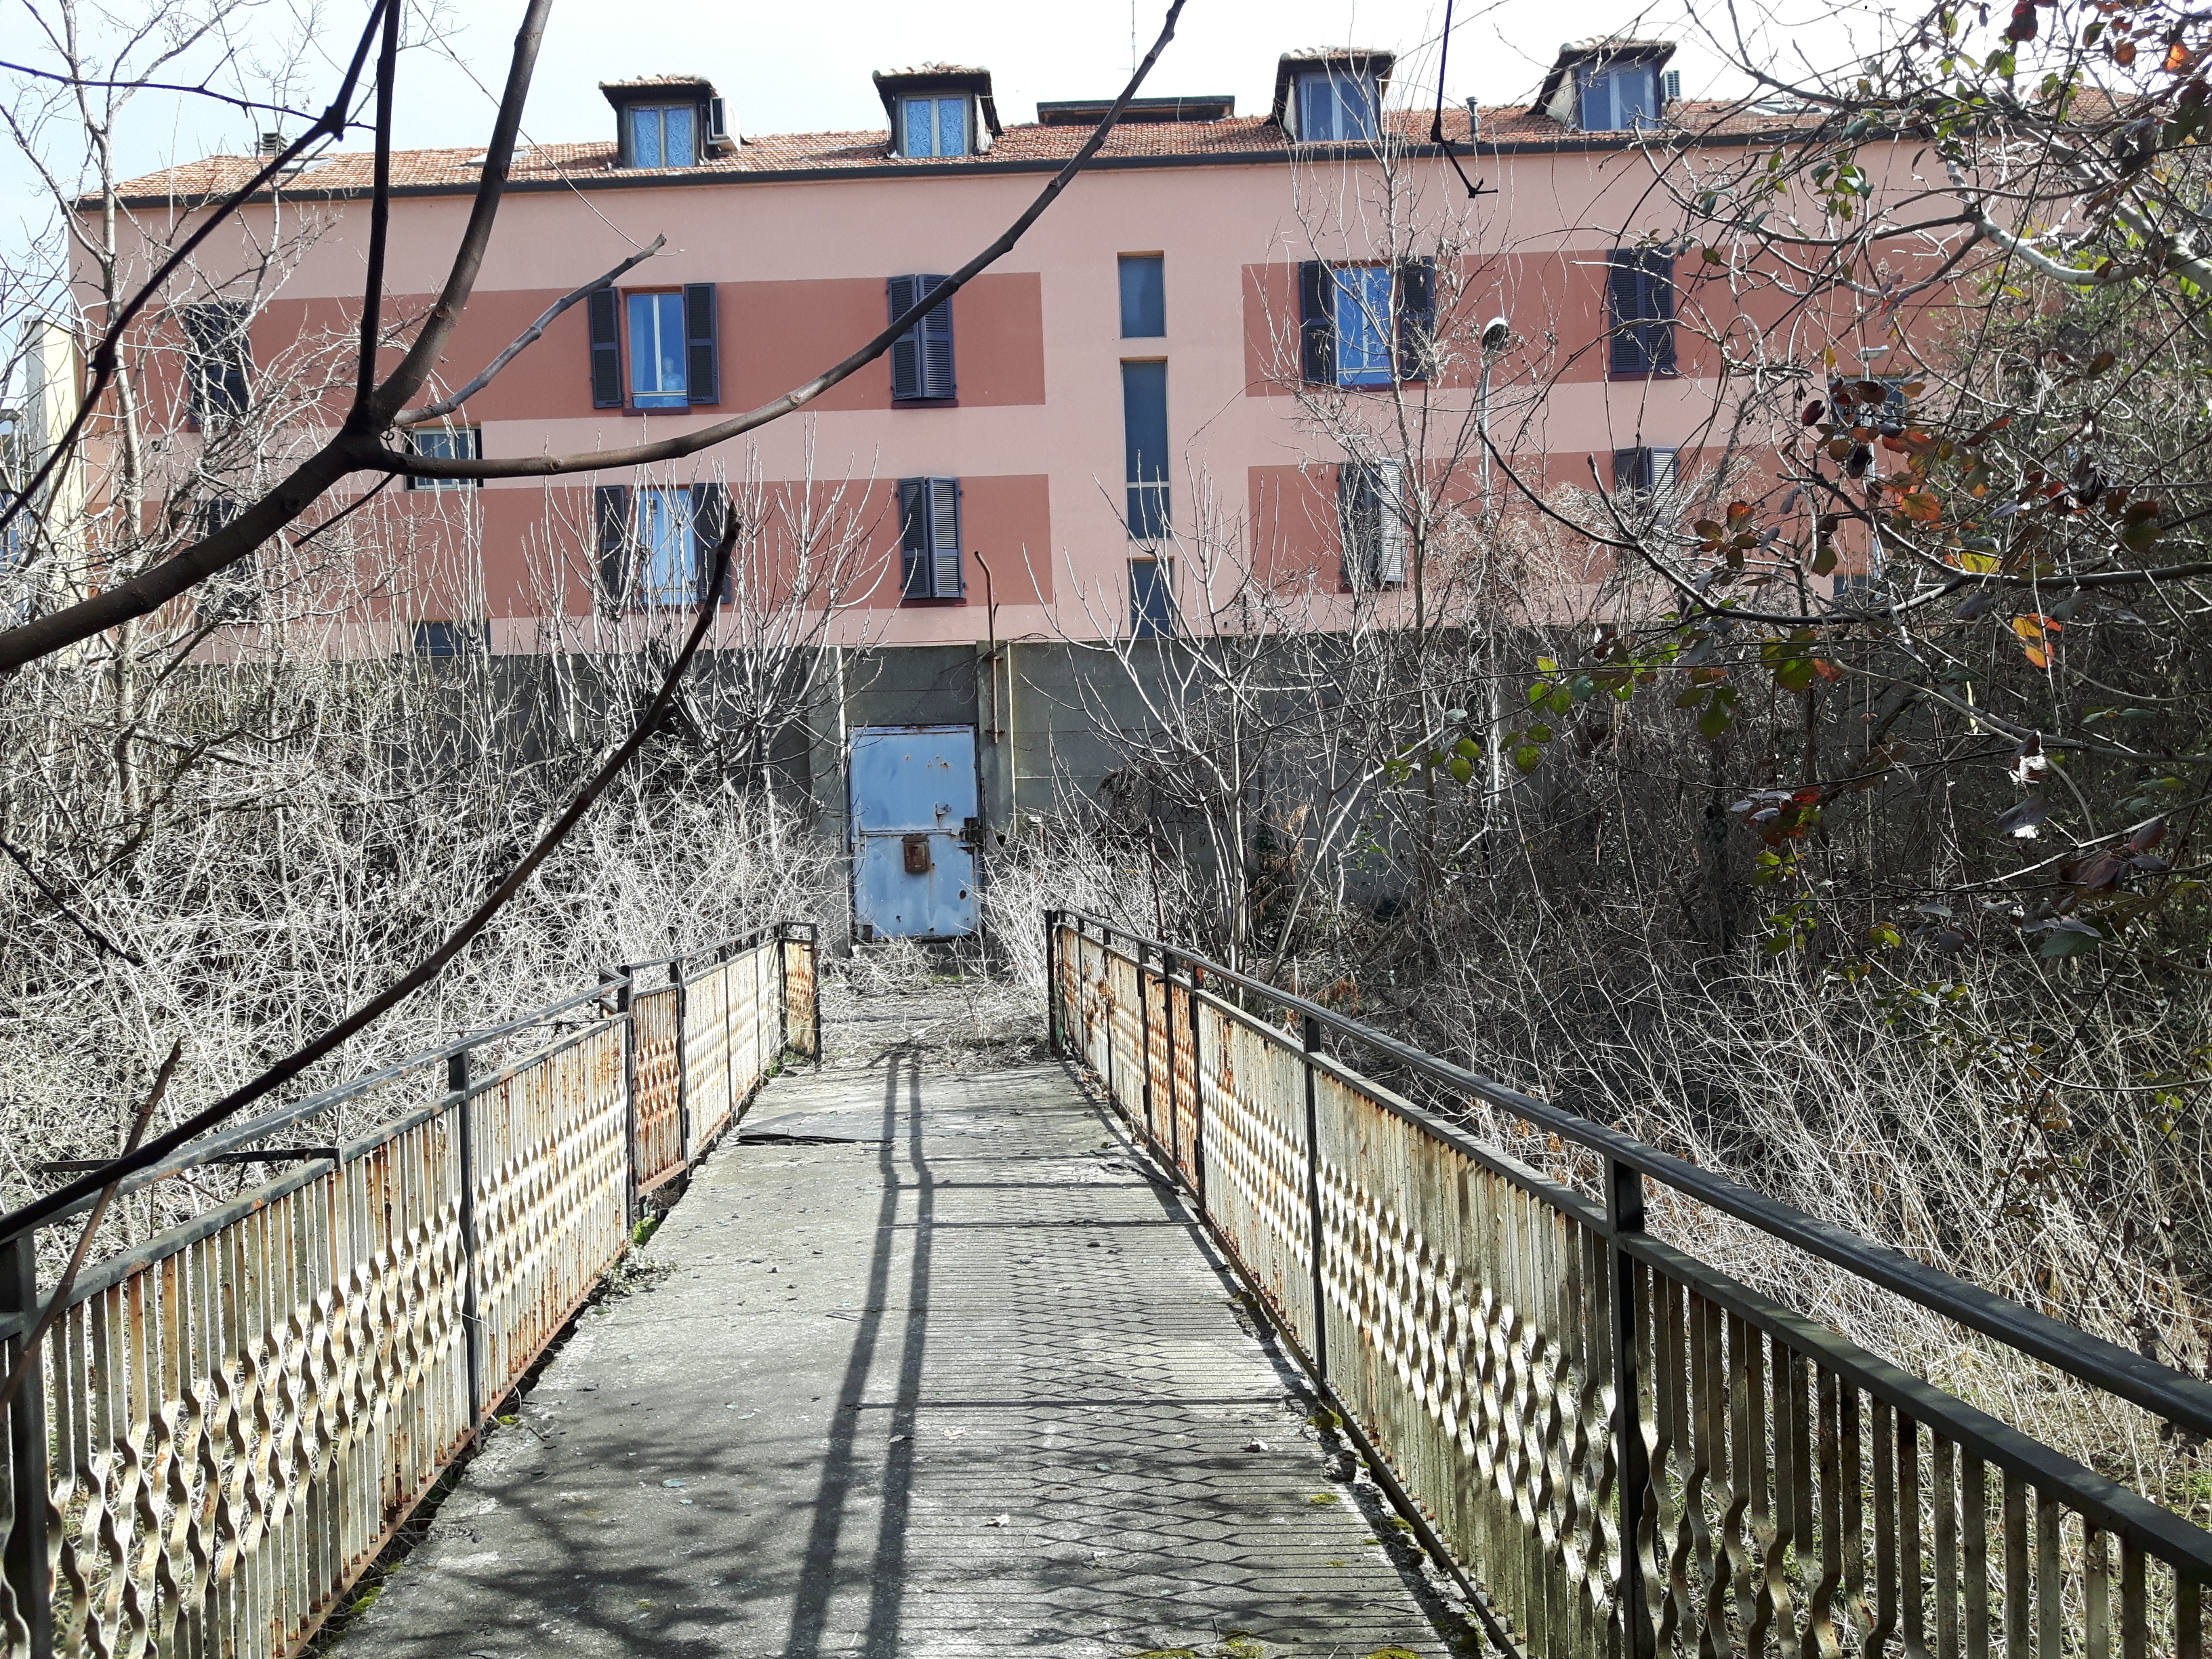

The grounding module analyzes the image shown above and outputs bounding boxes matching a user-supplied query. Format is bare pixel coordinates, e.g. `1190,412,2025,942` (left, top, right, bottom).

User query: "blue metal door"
849,725,979,940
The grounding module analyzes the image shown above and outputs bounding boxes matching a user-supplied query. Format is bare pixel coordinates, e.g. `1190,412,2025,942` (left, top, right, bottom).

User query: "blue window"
182,302,250,417
1332,267,1395,387
628,104,696,167
1130,558,1175,638
405,425,480,491
1578,64,1662,131
1296,69,1379,142
901,96,969,157
1119,255,1165,337
627,291,687,408
413,620,488,657
636,488,695,607
1122,360,1170,541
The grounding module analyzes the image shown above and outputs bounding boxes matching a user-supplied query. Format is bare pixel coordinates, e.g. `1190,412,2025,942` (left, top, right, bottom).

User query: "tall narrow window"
1119,255,1165,337
635,488,695,607
628,104,697,167
897,477,963,599
888,275,956,400
627,291,687,407
1296,69,1380,141
900,96,970,157
1130,558,1176,638
1332,267,1396,388
1339,459,1408,589
182,302,250,417
405,426,480,490
1122,361,1170,541
1607,249,1677,375
193,497,257,619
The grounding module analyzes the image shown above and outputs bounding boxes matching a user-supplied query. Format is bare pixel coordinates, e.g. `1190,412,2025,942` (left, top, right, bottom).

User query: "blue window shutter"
897,477,928,596
588,288,622,407
1338,463,1370,588
888,276,922,399
684,284,719,405
1395,258,1435,381
595,485,632,606
1644,252,1677,371
691,483,731,602
919,275,955,398
1612,448,1643,491
929,478,963,597
1298,261,1334,385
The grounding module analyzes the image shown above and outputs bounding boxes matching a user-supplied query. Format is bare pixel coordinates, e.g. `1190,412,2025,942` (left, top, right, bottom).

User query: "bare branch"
393,234,668,427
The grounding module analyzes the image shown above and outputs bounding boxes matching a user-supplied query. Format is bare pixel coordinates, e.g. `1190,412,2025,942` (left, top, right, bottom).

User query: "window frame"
1119,253,1166,339
1300,260,1434,388
1606,249,1678,377
1121,359,1171,544
897,476,964,601
634,486,698,608
1339,458,1409,590
899,95,971,157
1295,68,1380,142
626,289,689,409
412,619,490,658
404,425,482,491
626,102,699,169
1578,62,1663,132
1129,555,1176,638
182,302,251,421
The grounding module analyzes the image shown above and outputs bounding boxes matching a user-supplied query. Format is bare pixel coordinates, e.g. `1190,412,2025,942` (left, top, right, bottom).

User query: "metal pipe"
1608,1153,1651,1659
1,1231,53,1656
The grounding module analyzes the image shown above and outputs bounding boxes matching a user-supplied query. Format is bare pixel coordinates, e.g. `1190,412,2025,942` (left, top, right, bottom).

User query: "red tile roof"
105,102,1817,202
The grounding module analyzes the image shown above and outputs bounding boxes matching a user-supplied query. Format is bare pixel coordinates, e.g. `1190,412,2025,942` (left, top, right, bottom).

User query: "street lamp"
1478,316,1510,515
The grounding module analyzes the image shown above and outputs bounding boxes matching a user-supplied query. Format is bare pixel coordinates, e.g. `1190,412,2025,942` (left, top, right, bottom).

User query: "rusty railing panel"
1046,909,2212,1659
0,922,815,1659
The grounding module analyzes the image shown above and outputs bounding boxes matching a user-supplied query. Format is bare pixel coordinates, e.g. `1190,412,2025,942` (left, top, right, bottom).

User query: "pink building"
89,39,1894,933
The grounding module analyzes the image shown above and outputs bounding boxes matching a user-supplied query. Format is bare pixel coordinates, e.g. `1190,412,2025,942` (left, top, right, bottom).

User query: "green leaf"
1453,737,1481,759
1527,723,1553,743
1512,744,1542,773
1698,703,1734,739
1448,756,1474,783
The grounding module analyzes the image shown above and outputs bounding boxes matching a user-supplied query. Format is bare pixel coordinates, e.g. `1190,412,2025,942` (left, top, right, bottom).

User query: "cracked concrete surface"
334,1019,1459,1658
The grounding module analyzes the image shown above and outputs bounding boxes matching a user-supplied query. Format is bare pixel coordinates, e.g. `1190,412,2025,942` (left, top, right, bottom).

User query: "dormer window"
628,104,697,168
874,66,1002,159
1296,68,1379,142
900,96,970,157
600,77,728,169
1273,52,1394,145
1578,62,1662,131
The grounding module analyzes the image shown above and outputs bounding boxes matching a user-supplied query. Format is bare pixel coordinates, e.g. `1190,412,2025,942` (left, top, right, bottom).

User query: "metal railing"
0,921,819,1659
1046,909,2212,1659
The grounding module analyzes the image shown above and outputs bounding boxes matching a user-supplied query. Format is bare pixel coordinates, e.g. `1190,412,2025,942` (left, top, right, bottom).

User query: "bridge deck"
335,1044,1458,1657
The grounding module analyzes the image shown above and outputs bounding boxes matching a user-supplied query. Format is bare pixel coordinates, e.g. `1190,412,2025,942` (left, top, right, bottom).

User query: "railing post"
1137,939,1155,1143
672,956,692,1167
1608,1153,1652,1659
1044,909,1061,1059
1101,925,1116,1108
1189,961,1207,1212
1,1231,54,1658
1160,948,1179,1165
774,924,790,1059
609,966,639,1233
1301,1012,1328,1383
449,1046,485,1428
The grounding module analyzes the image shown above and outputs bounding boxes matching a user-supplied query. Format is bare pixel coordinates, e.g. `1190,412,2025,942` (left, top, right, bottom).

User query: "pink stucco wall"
87,128,1943,653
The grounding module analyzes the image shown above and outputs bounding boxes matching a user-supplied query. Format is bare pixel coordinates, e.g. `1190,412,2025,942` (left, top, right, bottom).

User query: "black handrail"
1050,907,2212,1441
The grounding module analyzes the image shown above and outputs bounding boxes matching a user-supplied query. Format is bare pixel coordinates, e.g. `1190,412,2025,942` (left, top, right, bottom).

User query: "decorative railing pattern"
1046,909,2212,1659
0,921,818,1659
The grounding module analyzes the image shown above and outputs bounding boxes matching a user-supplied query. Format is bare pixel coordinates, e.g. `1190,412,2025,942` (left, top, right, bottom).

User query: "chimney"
257,131,285,157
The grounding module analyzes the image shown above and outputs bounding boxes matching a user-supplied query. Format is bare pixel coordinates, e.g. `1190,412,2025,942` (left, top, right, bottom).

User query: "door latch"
960,816,983,848
902,834,933,875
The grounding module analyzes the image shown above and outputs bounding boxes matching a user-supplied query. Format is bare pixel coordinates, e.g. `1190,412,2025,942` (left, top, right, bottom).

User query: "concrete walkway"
337,1041,1460,1658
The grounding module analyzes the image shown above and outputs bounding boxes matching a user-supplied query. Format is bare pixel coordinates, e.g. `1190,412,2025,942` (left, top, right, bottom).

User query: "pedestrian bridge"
2,915,2209,1658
